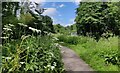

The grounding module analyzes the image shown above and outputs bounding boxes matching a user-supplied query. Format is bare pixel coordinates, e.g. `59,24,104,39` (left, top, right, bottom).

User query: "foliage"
2,35,64,73
2,2,19,25
66,24,77,33
75,2,120,41
2,2,64,73
2,2,55,41
54,24,77,35
54,24,68,34
42,15,55,33
58,35,119,71
57,35,79,45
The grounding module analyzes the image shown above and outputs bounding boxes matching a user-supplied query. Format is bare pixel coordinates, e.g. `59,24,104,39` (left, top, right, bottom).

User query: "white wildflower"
6,57,12,60
47,65,51,67
8,24,14,27
0,37,9,39
53,62,57,66
51,66,55,70
4,9,8,11
18,23,27,27
29,27,41,33
29,27,36,32
20,62,25,64
36,29,41,33
3,28,12,31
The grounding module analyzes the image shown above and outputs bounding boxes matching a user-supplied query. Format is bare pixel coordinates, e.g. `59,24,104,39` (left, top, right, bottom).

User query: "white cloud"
70,18,75,24
61,18,75,27
75,0,82,2
59,4,65,8
29,0,46,3
42,8,57,16
51,17,56,24
74,0,81,5
52,17,62,25
64,24,73,27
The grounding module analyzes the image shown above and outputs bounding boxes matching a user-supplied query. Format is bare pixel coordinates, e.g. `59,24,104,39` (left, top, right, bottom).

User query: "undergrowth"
57,35,119,71
2,35,64,73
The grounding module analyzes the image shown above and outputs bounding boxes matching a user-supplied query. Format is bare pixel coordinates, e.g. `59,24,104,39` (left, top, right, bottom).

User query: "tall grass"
2,35,64,73
57,35,119,71
57,35,79,45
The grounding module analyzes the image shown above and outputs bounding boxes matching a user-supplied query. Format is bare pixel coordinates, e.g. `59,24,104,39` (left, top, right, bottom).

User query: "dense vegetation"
2,36,64,72
1,2,64,73
54,24,76,35
75,2,120,41
57,35,119,71
2,2,55,39
56,1,119,71
1,1,120,72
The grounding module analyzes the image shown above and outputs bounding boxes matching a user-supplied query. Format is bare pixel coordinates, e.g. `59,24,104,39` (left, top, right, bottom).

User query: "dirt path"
59,45,93,72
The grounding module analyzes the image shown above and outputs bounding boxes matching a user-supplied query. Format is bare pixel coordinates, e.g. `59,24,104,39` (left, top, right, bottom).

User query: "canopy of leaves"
75,2,120,41
2,2,55,40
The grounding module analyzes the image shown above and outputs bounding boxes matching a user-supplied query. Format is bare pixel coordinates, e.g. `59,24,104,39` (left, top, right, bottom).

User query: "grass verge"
57,35,119,71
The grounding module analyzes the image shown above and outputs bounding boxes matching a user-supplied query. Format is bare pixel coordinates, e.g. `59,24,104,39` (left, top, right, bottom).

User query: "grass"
57,35,119,71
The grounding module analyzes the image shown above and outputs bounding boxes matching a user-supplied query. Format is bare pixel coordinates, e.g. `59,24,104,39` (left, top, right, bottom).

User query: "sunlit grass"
58,35,119,71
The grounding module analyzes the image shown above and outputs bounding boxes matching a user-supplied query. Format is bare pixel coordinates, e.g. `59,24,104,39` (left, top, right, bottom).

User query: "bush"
2,35,64,73
67,36,79,45
57,35,79,45
57,35,68,43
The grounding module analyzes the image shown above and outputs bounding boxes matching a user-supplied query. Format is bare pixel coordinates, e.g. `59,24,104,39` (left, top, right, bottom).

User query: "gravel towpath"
59,45,94,72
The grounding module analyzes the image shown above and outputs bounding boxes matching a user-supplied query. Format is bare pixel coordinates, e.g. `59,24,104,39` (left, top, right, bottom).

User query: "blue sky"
41,2,79,26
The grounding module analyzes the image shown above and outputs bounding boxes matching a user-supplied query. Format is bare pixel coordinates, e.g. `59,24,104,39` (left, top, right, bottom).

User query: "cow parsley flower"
29,27,41,33
3,28,12,31
8,24,14,27
0,37,8,39
51,66,55,70
18,23,27,27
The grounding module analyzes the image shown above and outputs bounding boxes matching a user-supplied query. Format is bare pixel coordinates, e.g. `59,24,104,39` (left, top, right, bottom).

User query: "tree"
75,2,120,41
42,15,55,33
2,2,20,39
21,2,55,35
2,2,55,40
2,2,19,25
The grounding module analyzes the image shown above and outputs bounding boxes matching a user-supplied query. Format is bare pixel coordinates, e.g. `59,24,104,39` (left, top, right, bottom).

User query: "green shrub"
66,36,79,45
57,35,68,43
2,35,64,73
57,35,79,45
